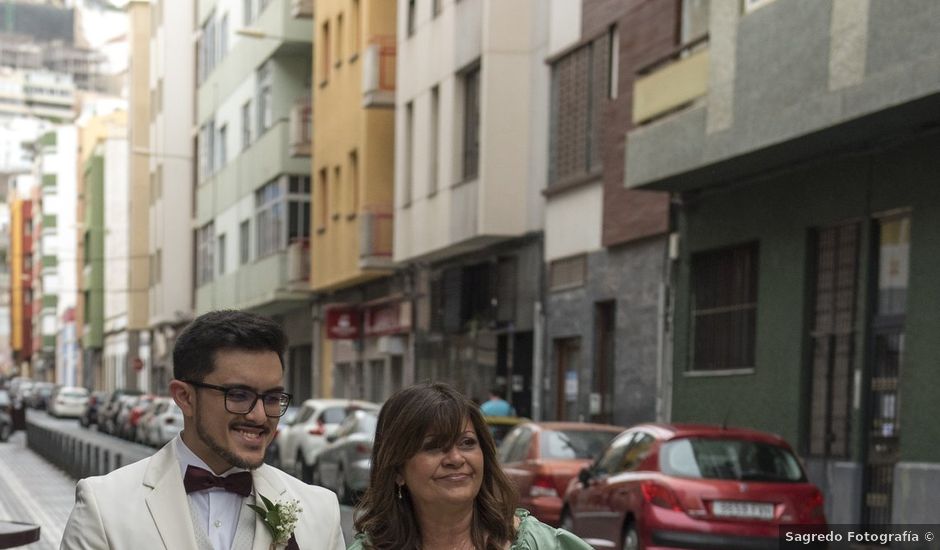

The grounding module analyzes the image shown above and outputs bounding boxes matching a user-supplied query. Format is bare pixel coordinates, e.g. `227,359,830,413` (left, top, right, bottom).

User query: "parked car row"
497,421,827,550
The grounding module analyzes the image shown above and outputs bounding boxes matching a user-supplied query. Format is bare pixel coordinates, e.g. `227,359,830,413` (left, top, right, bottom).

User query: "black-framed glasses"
183,380,293,418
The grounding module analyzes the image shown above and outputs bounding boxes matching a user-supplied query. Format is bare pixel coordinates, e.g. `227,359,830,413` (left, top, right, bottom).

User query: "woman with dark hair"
349,382,590,550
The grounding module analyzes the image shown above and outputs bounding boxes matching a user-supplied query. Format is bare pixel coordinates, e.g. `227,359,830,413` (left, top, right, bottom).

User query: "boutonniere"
248,494,302,550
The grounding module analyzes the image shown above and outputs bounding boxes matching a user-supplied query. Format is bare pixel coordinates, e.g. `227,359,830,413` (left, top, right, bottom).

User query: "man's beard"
195,414,266,470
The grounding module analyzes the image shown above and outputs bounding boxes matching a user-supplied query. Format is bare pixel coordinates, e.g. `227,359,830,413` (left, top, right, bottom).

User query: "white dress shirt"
175,435,250,550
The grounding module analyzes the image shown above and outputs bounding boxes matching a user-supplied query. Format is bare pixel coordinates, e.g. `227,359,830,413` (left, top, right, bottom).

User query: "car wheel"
0,423,10,442
622,522,639,550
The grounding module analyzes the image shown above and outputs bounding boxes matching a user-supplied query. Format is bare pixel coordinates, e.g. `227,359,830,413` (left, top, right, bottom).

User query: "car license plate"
712,501,774,520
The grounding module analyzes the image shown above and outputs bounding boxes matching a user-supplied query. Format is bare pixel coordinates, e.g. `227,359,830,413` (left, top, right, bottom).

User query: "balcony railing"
289,96,311,157
633,34,710,125
362,36,396,108
358,208,393,269
286,237,310,282
291,0,313,18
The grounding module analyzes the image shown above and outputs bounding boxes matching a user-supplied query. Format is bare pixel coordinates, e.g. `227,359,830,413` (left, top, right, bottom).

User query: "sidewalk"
0,431,76,550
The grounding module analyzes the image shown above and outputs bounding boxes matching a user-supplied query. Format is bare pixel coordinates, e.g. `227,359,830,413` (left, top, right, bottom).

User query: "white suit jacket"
60,439,345,550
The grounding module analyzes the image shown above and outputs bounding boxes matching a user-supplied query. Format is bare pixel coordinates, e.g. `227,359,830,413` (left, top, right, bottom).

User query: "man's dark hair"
173,310,287,382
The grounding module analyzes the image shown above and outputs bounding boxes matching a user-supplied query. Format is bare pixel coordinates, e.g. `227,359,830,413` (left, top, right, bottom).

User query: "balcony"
289,96,311,157
291,0,312,18
359,208,393,270
362,36,396,108
286,237,310,282
632,35,709,125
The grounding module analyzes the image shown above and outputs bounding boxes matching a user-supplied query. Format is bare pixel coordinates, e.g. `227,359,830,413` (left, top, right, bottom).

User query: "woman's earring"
397,484,403,500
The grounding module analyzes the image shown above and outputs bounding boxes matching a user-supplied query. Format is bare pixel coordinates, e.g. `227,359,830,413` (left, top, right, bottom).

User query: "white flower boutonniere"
248,494,302,550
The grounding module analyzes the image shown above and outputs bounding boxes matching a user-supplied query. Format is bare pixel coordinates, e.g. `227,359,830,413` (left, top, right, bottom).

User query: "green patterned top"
346,509,593,550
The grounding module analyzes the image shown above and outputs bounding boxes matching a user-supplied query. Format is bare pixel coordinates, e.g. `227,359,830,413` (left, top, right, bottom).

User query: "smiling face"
399,419,485,513
172,348,283,473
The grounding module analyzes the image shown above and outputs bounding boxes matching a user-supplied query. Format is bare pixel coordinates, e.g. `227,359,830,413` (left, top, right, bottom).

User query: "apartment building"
541,0,676,426
394,0,549,415
623,0,940,525
77,109,127,391
147,0,194,393
194,0,314,399
311,0,402,402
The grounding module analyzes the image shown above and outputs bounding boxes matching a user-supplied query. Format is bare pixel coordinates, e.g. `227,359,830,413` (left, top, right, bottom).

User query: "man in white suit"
61,310,345,550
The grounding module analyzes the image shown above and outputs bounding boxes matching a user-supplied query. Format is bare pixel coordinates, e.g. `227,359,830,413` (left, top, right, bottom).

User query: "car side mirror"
578,467,592,485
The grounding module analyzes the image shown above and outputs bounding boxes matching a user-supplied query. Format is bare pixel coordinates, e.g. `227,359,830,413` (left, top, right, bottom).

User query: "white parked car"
277,399,380,483
48,387,89,418
142,398,184,447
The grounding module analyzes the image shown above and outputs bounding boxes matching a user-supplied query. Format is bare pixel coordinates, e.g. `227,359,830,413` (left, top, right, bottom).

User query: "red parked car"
561,424,826,550
499,422,623,526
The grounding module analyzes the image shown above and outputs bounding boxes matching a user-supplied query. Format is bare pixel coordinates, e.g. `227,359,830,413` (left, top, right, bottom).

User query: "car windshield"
660,437,805,482
541,429,618,460
61,390,88,398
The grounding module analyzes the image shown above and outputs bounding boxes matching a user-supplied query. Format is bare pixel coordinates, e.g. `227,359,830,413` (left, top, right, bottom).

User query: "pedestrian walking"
479,388,515,417
60,310,345,550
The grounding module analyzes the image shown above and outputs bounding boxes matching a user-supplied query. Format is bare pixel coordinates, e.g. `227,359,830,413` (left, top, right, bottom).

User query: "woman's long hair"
354,382,518,550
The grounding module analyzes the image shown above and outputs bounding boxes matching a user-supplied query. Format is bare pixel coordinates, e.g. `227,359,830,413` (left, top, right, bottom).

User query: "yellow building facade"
311,0,397,292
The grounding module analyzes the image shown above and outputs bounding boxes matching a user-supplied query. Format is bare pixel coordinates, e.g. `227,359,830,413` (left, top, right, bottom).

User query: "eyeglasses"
183,380,293,418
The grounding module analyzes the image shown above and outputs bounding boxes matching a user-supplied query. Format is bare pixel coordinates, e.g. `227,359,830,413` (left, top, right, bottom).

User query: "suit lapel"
250,466,288,550
144,441,200,550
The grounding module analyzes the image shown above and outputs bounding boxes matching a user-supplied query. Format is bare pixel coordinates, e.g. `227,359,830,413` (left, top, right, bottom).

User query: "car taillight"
530,475,559,498
641,481,683,511
308,419,325,436
800,488,825,521
355,443,370,455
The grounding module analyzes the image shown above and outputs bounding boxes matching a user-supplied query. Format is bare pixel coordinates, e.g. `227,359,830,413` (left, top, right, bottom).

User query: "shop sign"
364,302,411,336
326,307,360,340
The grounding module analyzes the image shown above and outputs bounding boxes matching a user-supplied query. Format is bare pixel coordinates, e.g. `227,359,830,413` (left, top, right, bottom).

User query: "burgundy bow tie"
183,465,253,497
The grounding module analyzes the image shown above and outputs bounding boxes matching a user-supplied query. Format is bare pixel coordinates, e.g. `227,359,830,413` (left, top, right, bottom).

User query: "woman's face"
399,418,485,512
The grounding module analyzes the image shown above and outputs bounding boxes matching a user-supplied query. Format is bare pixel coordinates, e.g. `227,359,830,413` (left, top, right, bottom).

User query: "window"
156,249,162,284
350,0,361,56
691,242,759,371
681,0,710,43
241,100,252,150
239,220,250,264
256,62,273,134
287,175,311,242
433,0,442,17
429,85,440,195
196,222,215,285
402,101,414,205
199,119,215,178
608,27,619,99
336,14,344,65
219,13,229,59
217,124,227,168
217,233,226,275
243,0,254,25
332,166,341,218
320,21,331,83
548,31,611,186
407,0,416,36
347,150,359,215
255,180,284,258
549,255,586,291
462,65,480,181
317,168,328,231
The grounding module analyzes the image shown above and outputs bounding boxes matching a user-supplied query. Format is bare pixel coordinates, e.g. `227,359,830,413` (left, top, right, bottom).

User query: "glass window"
241,100,252,150
239,220,250,264
595,432,633,475
257,62,273,134
660,437,805,482
691,242,759,371
462,65,480,180
541,429,618,460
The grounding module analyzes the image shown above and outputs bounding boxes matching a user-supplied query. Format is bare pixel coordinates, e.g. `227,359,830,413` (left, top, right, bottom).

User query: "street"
0,412,357,549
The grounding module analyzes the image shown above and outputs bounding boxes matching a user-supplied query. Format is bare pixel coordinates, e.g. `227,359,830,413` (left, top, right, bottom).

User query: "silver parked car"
141,398,183,447
313,409,378,504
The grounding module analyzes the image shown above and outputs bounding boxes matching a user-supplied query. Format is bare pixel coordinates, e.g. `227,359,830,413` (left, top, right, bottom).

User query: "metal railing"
633,34,710,125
